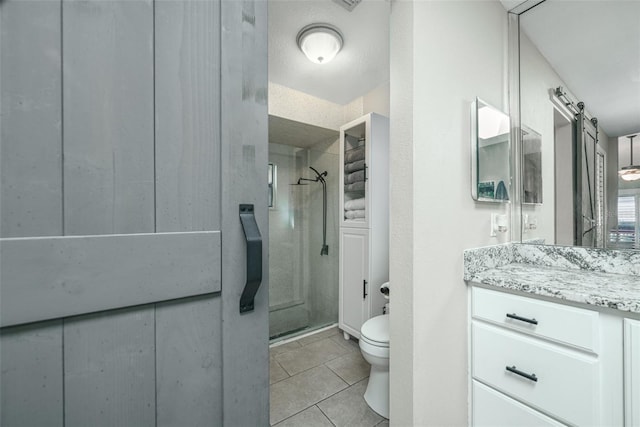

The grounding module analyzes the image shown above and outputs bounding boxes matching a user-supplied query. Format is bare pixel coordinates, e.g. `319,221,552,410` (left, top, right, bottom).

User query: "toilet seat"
360,315,389,347
359,336,389,359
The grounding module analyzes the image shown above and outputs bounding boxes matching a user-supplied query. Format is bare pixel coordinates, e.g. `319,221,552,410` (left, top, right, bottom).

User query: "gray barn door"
0,0,268,426
574,110,601,248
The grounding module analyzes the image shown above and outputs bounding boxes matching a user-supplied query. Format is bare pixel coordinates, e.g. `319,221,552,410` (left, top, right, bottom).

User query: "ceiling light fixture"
296,24,343,65
619,134,640,182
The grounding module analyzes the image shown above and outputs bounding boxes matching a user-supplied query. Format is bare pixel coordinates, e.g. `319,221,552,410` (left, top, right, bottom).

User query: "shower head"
290,178,309,186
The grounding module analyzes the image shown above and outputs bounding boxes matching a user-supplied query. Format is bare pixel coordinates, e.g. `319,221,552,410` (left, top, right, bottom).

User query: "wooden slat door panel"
0,321,64,427
62,0,155,236
220,1,269,423
0,0,62,238
153,1,224,425
0,232,221,327
155,0,221,233
64,307,156,427
156,295,222,427
0,2,65,426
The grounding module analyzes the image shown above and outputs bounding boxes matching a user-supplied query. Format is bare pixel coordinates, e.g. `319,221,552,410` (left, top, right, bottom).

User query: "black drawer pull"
506,365,538,382
363,280,368,299
506,313,538,325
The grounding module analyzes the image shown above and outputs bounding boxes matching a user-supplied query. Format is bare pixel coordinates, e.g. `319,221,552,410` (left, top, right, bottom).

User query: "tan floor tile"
317,379,383,427
270,340,302,356
296,327,340,347
326,352,370,385
270,356,289,384
330,334,360,353
270,365,348,425
275,337,349,376
273,405,333,427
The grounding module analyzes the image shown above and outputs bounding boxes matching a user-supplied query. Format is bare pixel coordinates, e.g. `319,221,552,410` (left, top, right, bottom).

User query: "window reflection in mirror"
471,98,510,203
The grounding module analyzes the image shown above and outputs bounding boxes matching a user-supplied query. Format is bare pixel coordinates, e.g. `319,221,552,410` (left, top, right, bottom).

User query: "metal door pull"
239,204,262,313
506,365,538,382
506,313,538,325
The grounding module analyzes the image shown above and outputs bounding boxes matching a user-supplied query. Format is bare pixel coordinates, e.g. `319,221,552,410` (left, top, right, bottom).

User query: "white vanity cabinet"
338,113,389,340
470,286,624,426
625,319,640,427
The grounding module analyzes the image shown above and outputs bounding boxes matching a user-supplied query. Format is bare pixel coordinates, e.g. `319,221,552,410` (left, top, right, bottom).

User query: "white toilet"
359,314,389,419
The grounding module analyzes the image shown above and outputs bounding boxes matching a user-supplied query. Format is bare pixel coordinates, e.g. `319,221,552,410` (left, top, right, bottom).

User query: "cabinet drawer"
472,322,599,426
473,380,566,426
472,286,599,352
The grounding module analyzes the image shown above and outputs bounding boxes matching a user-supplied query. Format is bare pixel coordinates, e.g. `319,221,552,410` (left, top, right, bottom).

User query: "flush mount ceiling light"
296,24,343,64
619,134,640,182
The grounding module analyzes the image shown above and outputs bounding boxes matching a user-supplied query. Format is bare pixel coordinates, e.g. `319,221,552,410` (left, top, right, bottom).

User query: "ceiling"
269,115,338,148
510,0,640,138
268,0,390,105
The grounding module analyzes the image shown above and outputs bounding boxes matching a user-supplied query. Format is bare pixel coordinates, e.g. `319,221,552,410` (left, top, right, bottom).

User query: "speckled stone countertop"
464,243,640,314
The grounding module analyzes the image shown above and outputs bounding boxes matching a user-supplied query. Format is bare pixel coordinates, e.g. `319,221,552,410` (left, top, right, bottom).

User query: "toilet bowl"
359,314,389,419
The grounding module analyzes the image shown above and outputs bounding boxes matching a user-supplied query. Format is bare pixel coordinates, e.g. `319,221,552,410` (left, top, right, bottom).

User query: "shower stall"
268,122,340,340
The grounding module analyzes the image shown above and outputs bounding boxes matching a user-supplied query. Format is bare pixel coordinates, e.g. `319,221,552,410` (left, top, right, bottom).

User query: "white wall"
269,82,345,130
389,1,510,425
269,81,390,132
389,1,414,423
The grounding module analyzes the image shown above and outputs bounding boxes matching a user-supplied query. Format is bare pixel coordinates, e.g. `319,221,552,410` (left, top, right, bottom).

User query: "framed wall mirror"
509,0,640,250
471,98,511,203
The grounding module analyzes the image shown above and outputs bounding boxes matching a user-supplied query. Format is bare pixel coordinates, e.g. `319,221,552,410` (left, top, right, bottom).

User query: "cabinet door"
473,381,566,426
339,228,369,338
340,115,370,228
625,319,640,427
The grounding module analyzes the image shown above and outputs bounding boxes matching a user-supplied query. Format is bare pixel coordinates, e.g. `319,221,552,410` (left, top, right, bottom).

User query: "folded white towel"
344,181,365,192
345,146,365,163
344,198,365,211
344,160,365,174
344,170,365,184
345,209,365,220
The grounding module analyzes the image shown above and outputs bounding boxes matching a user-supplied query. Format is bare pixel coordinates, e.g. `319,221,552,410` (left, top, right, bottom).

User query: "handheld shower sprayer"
291,167,329,256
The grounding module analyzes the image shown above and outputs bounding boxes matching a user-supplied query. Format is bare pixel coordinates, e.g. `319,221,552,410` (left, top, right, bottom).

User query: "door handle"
363,280,368,299
506,313,538,325
506,365,538,382
239,204,263,313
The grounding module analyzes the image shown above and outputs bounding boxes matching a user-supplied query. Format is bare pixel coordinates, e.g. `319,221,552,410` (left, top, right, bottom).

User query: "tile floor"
270,326,389,427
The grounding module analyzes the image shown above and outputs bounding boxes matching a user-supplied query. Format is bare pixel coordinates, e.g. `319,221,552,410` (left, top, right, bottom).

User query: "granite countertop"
464,243,640,314
468,262,640,314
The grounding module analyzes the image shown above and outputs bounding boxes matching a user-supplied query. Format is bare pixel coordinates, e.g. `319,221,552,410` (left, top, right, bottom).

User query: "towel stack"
344,145,366,193
344,141,366,220
344,197,365,220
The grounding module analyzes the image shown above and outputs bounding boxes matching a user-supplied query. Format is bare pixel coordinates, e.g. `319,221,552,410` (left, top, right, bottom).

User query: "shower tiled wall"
268,140,339,338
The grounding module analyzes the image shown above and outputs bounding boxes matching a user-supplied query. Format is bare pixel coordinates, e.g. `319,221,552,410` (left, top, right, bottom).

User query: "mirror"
522,125,542,205
471,98,511,203
512,0,640,250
